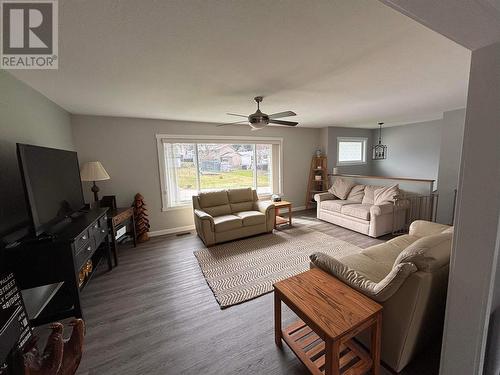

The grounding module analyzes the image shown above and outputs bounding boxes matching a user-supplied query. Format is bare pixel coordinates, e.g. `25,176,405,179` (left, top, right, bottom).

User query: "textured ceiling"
10,0,471,128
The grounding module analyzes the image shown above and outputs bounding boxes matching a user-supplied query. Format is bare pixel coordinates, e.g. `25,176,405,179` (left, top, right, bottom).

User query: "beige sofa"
315,183,404,237
310,220,453,372
192,188,275,246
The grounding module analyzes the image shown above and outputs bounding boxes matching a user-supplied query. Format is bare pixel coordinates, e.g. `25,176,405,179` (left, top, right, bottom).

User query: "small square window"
337,137,367,166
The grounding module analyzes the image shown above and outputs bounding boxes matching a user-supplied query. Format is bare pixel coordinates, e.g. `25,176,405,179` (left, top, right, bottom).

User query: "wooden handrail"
327,174,435,183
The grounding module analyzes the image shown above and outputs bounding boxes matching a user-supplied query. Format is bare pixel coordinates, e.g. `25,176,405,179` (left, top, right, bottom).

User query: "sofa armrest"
194,209,214,229
194,209,213,221
255,200,275,231
409,220,451,238
314,192,336,202
193,209,215,245
310,252,417,302
370,203,394,216
254,200,275,214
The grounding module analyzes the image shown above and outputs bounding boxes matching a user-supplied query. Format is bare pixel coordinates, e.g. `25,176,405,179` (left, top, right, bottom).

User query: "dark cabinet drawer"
74,230,90,251
75,241,94,271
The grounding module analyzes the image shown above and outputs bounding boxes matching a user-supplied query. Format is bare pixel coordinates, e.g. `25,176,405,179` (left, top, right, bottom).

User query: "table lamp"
80,161,110,202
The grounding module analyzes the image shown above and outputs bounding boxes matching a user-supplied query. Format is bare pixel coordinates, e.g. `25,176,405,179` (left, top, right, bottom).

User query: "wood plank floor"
72,210,440,375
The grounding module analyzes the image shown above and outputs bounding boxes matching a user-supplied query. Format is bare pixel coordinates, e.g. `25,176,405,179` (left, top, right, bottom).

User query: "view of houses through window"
163,142,274,207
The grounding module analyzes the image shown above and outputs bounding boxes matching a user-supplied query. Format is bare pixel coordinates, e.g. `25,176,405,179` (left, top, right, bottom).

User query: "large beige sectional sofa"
192,188,275,246
310,220,453,372
315,178,404,237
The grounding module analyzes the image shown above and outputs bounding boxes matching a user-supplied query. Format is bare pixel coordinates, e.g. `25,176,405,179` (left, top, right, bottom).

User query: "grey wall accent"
72,115,321,233
326,127,373,175
0,72,73,236
436,109,466,224
319,127,328,157
370,119,442,182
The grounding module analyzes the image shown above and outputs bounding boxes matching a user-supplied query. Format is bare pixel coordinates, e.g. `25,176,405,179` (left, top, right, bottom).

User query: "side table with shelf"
274,268,382,375
274,201,292,229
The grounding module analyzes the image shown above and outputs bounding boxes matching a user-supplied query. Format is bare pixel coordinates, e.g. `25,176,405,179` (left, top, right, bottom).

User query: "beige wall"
72,115,321,233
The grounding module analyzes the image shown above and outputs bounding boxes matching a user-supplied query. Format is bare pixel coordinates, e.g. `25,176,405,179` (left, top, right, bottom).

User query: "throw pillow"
346,185,365,203
361,185,379,205
373,184,399,205
328,177,355,200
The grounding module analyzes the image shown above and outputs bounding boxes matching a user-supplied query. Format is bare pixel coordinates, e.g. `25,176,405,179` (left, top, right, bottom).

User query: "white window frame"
156,134,284,211
336,137,368,166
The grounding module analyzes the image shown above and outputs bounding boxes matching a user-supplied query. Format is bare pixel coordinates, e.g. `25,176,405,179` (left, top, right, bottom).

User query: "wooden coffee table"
274,268,382,375
274,200,292,229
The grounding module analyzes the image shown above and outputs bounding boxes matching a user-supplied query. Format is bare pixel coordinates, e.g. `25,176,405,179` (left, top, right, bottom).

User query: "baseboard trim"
149,205,310,237
149,225,196,237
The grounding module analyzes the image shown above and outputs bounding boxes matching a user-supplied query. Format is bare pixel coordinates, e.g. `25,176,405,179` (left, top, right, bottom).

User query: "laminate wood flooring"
73,210,440,375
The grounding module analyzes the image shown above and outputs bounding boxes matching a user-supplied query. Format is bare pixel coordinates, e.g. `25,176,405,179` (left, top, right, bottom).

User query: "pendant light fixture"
372,122,387,160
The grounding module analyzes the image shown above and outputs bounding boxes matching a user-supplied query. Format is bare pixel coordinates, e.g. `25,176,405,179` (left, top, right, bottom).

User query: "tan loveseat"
315,182,404,237
310,220,453,372
192,188,275,246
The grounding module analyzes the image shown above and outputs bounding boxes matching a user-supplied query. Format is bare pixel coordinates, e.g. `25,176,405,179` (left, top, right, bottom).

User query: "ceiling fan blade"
226,113,248,118
269,111,297,119
216,120,248,127
269,120,299,127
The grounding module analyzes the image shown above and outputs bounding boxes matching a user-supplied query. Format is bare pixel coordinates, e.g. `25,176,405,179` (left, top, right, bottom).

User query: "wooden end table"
107,207,138,267
274,200,292,229
274,268,383,375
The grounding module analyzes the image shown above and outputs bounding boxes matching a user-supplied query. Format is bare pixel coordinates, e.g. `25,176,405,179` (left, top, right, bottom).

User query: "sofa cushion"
231,201,254,213
361,185,380,205
203,204,232,217
310,252,417,302
374,184,399,205
346,185,365,203
338,253,392,282
394,232,452,272
321,200,357,213
228,188,254,203
235,211,266,226
199,190,229,207
341,204,371,221
213,214,242,232
328,177,355,200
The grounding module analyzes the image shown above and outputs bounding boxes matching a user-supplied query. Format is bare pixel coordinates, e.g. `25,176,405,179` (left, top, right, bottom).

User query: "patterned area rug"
194,227,361,308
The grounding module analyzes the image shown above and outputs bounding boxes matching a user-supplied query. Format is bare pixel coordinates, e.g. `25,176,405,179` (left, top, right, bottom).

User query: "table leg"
288,205,292,226
274,207,278,230
371,312,382,375
105,234,113,271
274,291,282,348
111,225,119,267
325,339,340,375
131,214,138,247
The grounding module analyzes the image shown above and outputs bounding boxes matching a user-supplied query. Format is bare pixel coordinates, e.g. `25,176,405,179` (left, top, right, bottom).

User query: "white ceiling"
10,0,471,128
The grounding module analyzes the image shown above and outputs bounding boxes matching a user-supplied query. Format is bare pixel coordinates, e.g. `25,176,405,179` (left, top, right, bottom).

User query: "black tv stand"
4,208,111,326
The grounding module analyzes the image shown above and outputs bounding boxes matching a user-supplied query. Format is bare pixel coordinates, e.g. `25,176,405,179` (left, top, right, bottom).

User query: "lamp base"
91,181,100,202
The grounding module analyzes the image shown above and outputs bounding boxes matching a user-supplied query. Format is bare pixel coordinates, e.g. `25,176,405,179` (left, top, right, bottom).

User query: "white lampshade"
80,161,110,182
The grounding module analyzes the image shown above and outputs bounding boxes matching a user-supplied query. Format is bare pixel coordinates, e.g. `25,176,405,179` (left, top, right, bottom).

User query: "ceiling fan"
218,96,298,130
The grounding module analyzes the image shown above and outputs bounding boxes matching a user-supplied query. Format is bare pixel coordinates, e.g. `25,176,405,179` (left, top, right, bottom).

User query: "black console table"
4,208,111,326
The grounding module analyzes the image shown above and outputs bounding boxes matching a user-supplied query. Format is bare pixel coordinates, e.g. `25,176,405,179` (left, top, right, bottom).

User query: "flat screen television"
17,144,85,236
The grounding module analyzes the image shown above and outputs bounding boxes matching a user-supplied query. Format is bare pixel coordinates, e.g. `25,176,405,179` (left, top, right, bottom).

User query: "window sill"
162,204,192,212
337,161,367,167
